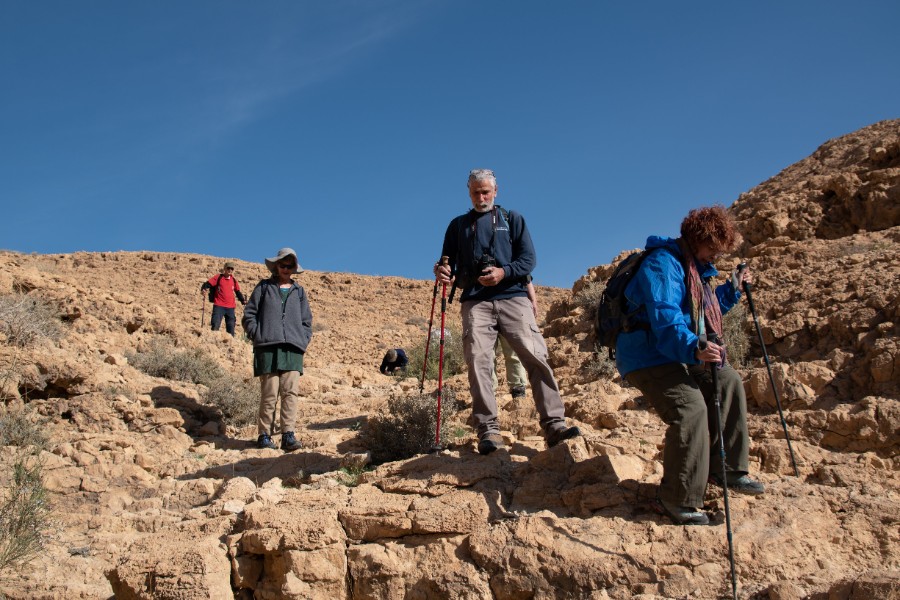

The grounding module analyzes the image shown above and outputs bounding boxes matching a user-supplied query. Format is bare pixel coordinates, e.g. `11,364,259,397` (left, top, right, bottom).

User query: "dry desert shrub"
583,351,618,381
203,375,258,429
571,280,604,312
0,409,51,574
361,389,459,464
405,325,465,381
0,459,51,574
722,302,749,368
0,409,48,450
128,338,224,386
0,293,63,348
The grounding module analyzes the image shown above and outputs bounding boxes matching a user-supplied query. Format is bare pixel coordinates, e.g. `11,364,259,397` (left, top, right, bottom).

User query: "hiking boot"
257,434,277,450
709,472,765,496
546,425,581,447
510,385,526,399
651,497,710,526
477,433,504,456
281,431,302,452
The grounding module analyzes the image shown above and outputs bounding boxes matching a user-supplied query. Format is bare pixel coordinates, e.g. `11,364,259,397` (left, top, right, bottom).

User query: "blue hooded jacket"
615,236,741,378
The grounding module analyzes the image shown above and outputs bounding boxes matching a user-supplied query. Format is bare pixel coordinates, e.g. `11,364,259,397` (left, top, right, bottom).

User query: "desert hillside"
0,120,898,599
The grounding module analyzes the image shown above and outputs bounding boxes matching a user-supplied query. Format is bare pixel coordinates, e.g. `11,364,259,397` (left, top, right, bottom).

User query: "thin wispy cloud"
191,6,422,144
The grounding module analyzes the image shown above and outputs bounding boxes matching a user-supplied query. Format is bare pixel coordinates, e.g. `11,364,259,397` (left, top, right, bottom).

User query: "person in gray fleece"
242,247,313,451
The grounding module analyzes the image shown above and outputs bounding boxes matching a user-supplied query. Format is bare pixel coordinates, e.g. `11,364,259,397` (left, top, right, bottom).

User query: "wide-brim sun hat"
265,247,304,274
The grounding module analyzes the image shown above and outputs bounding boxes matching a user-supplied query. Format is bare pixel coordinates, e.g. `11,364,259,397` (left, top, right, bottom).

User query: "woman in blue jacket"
617,206,763,525
242,247,313,452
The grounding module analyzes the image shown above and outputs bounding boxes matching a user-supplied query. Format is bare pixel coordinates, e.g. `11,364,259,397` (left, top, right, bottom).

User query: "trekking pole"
421,266,441,392
739,263,800,477
433,256,449,451
702,340,738,600
200,293,206,327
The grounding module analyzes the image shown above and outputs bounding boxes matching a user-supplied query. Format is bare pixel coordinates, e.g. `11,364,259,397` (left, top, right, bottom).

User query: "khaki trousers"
627,362,750,507
461,296,566,437
257,371,300,435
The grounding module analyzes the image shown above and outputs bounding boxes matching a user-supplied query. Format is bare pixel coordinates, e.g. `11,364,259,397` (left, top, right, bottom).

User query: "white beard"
474,201,494,213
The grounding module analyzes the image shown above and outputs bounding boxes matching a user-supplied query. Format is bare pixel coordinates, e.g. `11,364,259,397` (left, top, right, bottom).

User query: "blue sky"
2,1,898,288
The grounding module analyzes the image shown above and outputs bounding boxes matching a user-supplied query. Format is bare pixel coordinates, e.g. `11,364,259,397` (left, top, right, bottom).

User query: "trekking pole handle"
737,262,759,314
732,262,749,293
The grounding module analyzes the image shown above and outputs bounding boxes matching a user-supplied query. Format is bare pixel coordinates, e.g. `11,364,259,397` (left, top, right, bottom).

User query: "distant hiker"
492,278,538,398
380,348,409,374
200,261,246,336
616,205,763,526
434,168,580,455
241,248,312,452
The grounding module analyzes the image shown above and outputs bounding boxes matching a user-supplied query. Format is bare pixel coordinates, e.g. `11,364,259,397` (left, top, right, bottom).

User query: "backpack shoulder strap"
494,205,515,243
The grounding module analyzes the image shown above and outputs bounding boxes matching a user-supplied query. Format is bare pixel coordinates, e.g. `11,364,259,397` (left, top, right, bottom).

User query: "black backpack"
206,274,224,302
595,247,676,359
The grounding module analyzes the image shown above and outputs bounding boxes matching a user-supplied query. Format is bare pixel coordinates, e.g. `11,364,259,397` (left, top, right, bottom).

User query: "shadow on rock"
177,449,343,487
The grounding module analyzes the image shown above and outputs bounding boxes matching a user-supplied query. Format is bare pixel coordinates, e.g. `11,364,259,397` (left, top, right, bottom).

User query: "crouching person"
616,205,763,525
242,247,312,452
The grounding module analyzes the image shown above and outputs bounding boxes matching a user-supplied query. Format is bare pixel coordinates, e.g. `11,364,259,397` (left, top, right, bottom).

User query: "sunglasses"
277,263,296,270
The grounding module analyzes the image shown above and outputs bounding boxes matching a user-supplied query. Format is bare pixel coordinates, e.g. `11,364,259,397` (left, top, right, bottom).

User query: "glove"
731,263,748,290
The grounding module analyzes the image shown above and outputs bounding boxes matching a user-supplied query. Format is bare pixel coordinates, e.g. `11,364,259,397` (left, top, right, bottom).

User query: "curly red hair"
680,205,741,254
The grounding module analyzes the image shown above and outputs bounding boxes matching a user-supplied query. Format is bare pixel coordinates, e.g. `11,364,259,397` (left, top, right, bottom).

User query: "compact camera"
453,254,499,292
475,254,498,275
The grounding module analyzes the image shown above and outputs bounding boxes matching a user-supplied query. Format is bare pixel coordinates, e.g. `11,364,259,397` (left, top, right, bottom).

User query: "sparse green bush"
361,389,459,464
335,465,369,487
0,293,63,348
203,374,258,429
405,325,465,381
128,339,224,385
723,302,749,368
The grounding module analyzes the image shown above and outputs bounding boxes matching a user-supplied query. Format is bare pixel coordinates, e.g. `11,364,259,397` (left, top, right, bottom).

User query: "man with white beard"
434,169,580,455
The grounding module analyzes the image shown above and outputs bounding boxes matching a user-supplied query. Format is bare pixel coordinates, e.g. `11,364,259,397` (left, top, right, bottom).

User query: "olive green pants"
491,334,528,392
627,362,749,507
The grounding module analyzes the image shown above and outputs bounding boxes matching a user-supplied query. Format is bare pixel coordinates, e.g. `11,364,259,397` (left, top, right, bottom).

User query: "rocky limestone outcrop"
1,120,898,599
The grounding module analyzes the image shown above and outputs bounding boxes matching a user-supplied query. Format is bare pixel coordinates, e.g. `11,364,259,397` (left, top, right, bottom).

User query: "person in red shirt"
200,261,246,336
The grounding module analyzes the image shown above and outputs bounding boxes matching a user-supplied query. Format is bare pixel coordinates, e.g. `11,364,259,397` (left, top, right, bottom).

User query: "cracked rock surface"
1,120,898,599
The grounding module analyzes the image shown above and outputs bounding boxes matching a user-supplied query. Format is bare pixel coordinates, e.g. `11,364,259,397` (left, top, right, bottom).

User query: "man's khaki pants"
461,296,566,438
257,371,300,435
627,362,750,507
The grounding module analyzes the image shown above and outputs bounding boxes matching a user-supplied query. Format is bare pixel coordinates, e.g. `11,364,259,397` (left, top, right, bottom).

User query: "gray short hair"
467,168,496,188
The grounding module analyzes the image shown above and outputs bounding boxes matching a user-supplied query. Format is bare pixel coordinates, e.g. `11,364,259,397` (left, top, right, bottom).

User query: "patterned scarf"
678,238,724,343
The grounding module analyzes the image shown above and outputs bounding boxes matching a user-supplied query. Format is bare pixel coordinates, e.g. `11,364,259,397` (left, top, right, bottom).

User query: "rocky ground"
0,120,897,599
